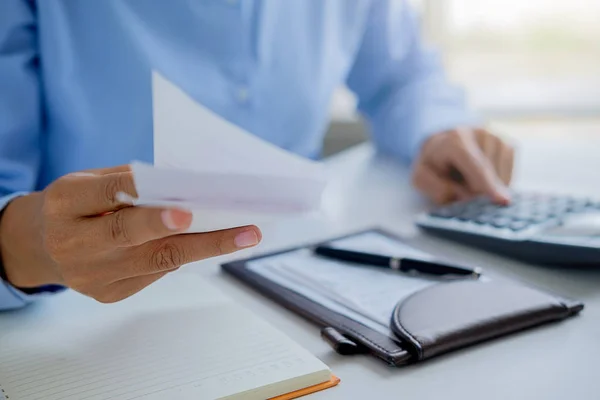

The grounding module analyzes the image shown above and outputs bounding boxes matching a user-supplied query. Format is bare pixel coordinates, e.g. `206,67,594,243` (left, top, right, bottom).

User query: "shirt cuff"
0,279,65,310
0,192,67,311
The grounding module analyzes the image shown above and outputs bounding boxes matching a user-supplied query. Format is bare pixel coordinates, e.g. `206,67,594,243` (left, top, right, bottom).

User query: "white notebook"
0,274,334,400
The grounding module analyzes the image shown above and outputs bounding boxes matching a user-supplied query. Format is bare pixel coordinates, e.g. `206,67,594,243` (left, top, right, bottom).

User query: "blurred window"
425,0,600,118
329,0,599,135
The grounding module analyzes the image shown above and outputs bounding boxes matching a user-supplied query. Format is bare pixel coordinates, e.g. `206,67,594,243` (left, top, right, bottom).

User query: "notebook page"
0,274,329,400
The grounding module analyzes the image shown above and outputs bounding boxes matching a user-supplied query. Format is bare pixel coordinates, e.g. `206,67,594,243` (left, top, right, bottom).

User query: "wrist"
0,193,61,288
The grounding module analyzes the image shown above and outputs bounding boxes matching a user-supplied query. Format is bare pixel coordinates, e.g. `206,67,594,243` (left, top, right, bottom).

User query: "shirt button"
236,87,250,103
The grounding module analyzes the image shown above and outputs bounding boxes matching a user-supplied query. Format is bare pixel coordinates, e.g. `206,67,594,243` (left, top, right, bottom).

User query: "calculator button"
509,221,531,231
511,192,523,200
549,195,568,203
548,209,564,218
457,210,481,221
431,205,458,218
466,197,489,207
430,208,454,218
481,205,502,216
550,201,569,211
567,199,593,212
492,217,512,228
513,211,535,221
474,214,494,225
431,202,471,218
495,207,519,218
432,207,464,218
530,214,550,223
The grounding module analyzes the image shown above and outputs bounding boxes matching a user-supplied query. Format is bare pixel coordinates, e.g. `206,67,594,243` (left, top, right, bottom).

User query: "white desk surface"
8,133,598,400
191,133,600,400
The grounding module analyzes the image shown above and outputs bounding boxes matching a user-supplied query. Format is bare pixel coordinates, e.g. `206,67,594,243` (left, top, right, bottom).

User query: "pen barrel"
401,258,474,276
314,246,479,278
314,247,390,267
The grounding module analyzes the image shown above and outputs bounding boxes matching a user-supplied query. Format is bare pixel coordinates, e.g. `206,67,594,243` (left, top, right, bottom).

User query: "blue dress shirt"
0,0,477,310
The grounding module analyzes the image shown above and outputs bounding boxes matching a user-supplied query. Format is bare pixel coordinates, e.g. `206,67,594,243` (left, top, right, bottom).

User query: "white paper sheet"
129,72,327,232
247,232,470,330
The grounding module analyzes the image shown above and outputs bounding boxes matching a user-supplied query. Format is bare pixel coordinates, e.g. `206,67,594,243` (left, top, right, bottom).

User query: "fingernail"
496,186,512,204
161,209,192,231
234,230,259,248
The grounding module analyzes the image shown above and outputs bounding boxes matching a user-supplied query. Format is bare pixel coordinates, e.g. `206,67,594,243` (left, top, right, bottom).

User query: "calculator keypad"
428,193,598,232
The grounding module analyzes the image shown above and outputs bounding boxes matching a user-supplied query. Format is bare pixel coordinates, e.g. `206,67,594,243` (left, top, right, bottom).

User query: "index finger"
130,225,262,276
61,171,138,216
451,140,510,204
81,165,132,176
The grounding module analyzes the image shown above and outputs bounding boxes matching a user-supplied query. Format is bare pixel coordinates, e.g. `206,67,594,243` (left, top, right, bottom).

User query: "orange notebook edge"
268,375,341,400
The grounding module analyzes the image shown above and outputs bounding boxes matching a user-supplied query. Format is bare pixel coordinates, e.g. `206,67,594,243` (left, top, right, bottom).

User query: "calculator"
416,192,600,265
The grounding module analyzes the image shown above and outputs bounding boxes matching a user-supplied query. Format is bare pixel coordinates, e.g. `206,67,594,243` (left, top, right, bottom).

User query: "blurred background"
324,0,600,156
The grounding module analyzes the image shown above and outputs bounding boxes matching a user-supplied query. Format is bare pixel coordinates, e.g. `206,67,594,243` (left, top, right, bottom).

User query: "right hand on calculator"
412,128,515,205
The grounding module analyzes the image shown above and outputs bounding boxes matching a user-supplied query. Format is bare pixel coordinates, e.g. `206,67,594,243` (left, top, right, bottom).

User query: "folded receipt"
129,72,327,232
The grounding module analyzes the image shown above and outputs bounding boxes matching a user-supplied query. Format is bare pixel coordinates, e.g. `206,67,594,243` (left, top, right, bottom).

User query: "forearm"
0,193,44,310
0,193,65,311
0,192,60,289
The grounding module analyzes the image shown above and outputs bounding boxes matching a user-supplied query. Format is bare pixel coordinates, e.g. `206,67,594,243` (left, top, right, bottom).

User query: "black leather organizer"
221,229,584,366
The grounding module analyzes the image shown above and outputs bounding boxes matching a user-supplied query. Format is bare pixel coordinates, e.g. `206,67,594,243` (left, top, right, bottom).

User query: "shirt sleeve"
0,0,51,311
346,0,481,164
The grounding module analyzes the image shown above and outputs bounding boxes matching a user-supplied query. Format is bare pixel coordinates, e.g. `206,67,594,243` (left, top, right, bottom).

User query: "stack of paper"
247,232,439,337
129,72,327,232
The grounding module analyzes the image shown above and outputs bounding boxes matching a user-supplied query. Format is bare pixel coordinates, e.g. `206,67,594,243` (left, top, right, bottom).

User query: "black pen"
313,246,481,279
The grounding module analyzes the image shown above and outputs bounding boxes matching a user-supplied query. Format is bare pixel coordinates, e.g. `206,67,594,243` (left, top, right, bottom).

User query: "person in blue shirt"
0,0,514,310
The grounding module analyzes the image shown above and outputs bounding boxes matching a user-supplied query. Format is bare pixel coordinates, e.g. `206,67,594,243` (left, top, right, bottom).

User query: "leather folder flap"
391,280,579,360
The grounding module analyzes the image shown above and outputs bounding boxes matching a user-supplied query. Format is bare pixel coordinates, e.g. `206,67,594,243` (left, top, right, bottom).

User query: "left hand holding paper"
0,165,261,303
